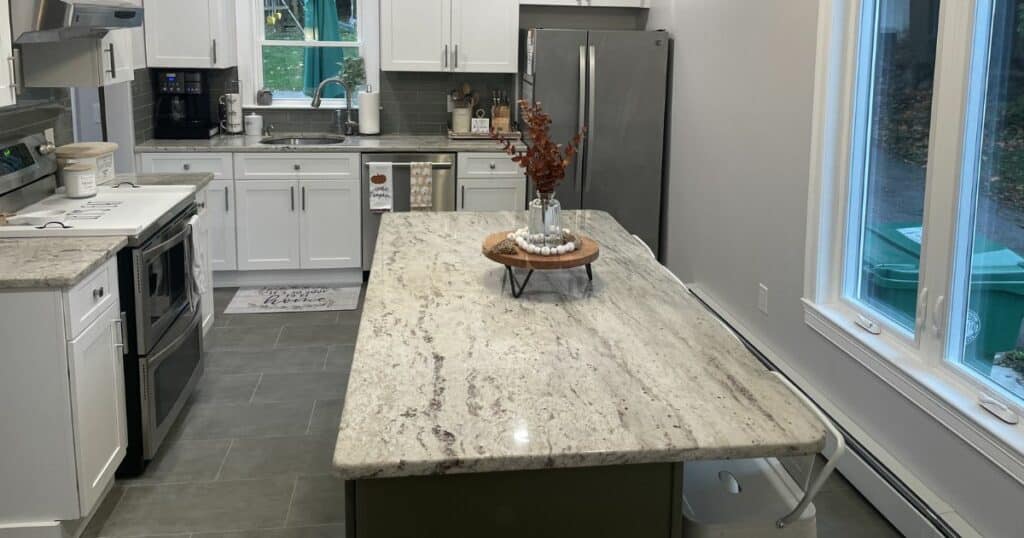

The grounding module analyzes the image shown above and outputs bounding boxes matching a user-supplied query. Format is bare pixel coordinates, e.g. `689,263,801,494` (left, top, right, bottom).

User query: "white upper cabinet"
381,0,450,72
451,0,519,73
520,0,649,6
19,29,135,88
145,0,237,68
382,0,518,73
0,0,15,107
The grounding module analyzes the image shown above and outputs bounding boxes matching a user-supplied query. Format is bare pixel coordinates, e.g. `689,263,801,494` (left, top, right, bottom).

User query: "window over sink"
244,0,380,108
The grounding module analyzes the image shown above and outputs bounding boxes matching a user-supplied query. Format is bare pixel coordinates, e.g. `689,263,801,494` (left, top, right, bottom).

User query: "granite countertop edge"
135,134,517,154
0,236,127,290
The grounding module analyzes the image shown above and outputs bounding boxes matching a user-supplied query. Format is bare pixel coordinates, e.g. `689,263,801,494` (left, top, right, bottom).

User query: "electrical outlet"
758,283,768,315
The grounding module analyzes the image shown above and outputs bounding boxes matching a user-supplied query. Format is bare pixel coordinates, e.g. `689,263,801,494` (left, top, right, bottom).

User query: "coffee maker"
153,70,218,139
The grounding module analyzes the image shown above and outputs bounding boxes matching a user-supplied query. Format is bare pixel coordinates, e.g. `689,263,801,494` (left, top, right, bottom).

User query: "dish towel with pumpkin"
409,162,433,210
368,162,393,213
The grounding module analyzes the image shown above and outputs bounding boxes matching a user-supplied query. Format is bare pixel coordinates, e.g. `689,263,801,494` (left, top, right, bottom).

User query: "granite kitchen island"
335,211,826,537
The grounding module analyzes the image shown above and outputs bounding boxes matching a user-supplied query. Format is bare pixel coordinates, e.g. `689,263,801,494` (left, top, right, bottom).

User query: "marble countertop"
0,236,126,289
103,172,215,191
136,134,514,154
333,211,826,480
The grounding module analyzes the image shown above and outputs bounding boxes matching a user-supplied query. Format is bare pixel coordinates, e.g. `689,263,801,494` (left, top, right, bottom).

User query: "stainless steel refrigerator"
521,29,669,255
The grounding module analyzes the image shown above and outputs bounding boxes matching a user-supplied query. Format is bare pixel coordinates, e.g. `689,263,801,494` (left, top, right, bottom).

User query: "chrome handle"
106,44,117,78
212,39,218,65
142,224,192,260
575,45,587,193
461,185,465,209
224,186,229,211
290,186,295,211
454,44,459,69
302,186,307,211
183,163,191,171
585,45,596,193
6,56,15,99
444,45,449,69
113,313,127,353
10,49,22,96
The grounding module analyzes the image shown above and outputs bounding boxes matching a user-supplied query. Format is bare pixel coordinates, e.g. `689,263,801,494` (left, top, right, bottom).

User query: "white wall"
647,1,1024,536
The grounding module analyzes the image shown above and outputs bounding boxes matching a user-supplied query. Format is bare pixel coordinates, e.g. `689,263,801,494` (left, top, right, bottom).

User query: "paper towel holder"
358,84,382,136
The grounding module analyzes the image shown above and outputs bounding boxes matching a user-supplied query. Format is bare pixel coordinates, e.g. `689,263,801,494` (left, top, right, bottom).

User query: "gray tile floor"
84,288,902,537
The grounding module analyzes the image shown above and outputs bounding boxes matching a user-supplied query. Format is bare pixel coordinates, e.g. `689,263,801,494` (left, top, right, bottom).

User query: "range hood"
14,0,143,44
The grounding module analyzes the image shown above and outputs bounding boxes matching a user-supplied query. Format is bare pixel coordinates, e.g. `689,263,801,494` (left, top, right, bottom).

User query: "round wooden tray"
482,231,600,270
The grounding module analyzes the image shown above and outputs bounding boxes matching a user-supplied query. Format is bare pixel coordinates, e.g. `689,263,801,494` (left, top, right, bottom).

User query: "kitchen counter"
335,210,825,481
136,134,516,154
103,172,215,191
0,236,126,289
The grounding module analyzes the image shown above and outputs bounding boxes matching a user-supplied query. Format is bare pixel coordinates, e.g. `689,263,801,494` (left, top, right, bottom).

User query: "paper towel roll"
359,92,381,135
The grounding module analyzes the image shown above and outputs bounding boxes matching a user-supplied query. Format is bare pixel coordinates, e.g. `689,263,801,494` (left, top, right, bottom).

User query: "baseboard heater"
688,291,960,538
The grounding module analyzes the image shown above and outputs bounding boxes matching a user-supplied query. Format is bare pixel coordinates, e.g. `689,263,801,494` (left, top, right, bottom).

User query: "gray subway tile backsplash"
0,89,74,145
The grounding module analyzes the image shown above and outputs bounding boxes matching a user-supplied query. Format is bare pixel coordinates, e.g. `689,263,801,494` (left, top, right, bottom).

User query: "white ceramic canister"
55,142,118,183
245,113,264,136
62,163,98,199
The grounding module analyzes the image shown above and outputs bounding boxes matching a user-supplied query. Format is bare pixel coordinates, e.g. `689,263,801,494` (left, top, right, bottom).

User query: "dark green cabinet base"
346,463,684,538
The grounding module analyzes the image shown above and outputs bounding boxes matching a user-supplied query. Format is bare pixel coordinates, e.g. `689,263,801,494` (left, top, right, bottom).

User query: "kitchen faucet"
312,77,358,136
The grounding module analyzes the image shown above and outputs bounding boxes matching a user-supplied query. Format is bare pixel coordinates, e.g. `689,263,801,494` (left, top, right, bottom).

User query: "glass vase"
528,191,562,247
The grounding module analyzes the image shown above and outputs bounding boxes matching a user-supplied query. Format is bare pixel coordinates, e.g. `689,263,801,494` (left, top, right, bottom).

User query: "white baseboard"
687,284,980,538
213,269,363,289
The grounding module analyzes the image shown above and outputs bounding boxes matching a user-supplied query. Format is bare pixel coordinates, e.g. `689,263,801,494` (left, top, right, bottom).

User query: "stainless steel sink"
259,136,346,145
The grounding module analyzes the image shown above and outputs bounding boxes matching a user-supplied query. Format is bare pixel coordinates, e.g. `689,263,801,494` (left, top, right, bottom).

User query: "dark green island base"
345,463,685,538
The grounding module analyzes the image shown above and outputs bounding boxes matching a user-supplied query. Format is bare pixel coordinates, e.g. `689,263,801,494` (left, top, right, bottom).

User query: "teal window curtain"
303,0,346,98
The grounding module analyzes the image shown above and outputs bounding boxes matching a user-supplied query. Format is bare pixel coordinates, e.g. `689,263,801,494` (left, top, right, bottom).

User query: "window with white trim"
809,0,1024,408
253,0,376,107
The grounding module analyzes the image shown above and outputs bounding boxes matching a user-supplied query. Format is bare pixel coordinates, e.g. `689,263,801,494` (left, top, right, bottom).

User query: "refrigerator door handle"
575,45,587,194
586,45,597,192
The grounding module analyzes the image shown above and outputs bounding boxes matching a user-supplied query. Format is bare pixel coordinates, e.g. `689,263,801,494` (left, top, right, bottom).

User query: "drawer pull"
93,286,105,300
489,162,496,170
183,163,191,171
294,164,301,171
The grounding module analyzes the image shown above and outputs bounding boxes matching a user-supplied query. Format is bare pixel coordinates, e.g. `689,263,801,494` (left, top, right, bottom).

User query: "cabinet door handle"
290,186,295,211
461,185,465,209
302,186,307,211
114,313,127,354
106,44,117,78
444,45,449,69
224,186,230,211
454,44,459,69
212,39,218,65
7,56,17,99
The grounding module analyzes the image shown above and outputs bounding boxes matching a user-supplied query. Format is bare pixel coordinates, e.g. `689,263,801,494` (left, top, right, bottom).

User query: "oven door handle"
145,310,202,372
142,224,192,261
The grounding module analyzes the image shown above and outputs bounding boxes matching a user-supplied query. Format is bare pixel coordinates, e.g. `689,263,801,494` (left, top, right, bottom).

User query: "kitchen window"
243,0,379,107
807,0,1024,455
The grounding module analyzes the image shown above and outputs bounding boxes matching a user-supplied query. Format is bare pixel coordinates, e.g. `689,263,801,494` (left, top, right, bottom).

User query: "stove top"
0,184,196,240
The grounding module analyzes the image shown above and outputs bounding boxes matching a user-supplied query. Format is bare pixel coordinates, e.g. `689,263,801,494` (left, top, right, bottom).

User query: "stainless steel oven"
118,203,204,475
132,205,197,354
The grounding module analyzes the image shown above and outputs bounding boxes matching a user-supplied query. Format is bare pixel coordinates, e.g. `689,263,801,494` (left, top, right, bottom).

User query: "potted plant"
493,100,585,247
338,56,366,134
994,349,1024,386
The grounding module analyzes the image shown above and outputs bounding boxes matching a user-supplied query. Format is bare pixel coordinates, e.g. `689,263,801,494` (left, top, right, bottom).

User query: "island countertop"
334,211,825,480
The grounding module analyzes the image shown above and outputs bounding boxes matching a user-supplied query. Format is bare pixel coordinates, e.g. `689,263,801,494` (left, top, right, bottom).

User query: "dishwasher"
361,153,456,271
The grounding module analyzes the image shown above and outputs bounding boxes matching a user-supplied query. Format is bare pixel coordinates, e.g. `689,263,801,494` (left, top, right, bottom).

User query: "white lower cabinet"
67,302,127,515
0,258,126,524
458,177,527,211
206,180,237,271
236,180,301,270
300,180,362,269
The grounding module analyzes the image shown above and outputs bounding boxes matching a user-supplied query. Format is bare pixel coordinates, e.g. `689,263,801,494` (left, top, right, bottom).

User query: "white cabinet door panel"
145,0,213,68
451,0,519,73
381,0,451,71
0,0,15,108
299,180,362,269
206,180,237,271
235,180,300,270
67,303,126,516
458,177,527,211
